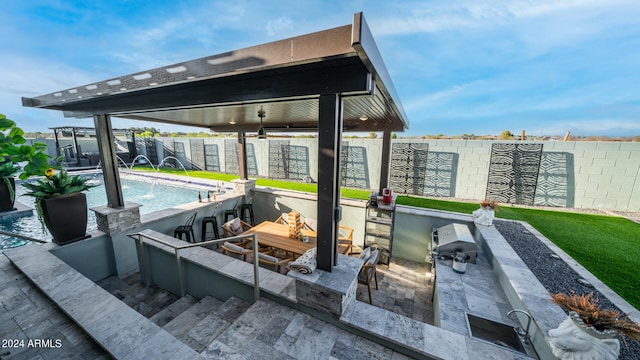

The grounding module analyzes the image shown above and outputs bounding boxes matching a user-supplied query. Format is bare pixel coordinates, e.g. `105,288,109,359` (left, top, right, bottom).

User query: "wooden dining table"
242,221,317,256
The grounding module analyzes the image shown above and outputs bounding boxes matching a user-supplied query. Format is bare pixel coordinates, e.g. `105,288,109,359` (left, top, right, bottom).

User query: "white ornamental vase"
472,206,495,226
548,311,620,360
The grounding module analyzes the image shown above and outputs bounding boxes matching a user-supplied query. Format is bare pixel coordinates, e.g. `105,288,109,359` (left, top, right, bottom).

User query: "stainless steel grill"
431,223,478,263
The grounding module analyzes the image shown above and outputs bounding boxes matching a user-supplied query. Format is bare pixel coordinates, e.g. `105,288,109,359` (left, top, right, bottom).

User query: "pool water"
1,173,207,249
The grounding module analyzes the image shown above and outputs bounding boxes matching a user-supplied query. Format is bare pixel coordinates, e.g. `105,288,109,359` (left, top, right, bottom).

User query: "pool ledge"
0,200,33,221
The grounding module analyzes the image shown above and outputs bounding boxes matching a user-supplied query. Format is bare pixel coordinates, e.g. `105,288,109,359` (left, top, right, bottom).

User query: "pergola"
50,126,136,166
22,12,409,272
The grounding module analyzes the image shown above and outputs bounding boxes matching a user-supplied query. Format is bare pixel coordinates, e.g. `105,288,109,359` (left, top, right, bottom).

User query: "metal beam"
379,130,391,193
237,131,248,180
38,63,370,118
316,94,343,271
94,114,125,208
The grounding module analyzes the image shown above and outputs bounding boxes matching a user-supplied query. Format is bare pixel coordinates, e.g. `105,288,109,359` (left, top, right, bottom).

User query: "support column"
317,94,343,272
93,115,141,234
379,130,392,193
53,130,61,158
237,131,248,180
72,128,81,166
94,114,124,208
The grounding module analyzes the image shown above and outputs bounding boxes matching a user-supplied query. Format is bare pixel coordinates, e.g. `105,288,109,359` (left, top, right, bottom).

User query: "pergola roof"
50,126,132,136
23,13,408,134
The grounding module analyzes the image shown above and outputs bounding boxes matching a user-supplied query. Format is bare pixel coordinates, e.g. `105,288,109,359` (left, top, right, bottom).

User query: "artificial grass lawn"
137,167,640,310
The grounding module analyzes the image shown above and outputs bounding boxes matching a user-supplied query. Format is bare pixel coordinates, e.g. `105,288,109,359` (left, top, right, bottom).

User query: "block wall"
40,137,639,212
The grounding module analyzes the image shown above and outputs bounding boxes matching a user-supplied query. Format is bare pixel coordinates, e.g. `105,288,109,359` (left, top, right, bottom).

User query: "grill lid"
432,223,478,263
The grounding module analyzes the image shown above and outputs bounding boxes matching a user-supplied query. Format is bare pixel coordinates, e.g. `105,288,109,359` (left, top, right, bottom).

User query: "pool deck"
2,217,639,359
1,173,638,359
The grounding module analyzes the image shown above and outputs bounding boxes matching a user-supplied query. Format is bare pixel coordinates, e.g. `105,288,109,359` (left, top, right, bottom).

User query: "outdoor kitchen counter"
433,248,516,336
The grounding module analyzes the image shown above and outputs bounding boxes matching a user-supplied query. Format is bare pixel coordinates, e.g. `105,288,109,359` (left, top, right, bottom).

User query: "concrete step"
97,273,182,319
149,295,198,327
4,244,201,359
163,296,251,352
185,297,251,352
201,298,401,360
162,296,229,352
202,298,299,359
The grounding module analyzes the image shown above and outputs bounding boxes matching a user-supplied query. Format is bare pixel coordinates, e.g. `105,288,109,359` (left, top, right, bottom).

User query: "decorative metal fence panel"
340,142,369,189
534,152,574,207
269,140,289,179
204,144,220,172
389,142,429,195
224,139,257,175
160,141,186,169
142,138,158,165
246,143,257,176
423,152,458,197
340,141,349,185
224,139,238,174
286,145,310,180
189,139,205,170
269,141,310,180
160,140,176,168
486,143,543,205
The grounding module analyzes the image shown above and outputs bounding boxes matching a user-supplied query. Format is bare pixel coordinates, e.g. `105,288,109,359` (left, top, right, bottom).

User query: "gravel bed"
494,220,640,360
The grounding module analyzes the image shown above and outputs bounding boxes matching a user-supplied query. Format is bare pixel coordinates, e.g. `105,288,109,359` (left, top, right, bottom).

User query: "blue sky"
2,0,639,137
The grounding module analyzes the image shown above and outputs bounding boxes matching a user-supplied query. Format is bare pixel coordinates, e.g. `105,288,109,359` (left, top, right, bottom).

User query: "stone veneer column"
91,202,142,235
288,254,362,317
231,178,256,201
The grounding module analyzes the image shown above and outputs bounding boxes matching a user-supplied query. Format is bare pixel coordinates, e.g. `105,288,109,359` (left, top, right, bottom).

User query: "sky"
2,0,639,137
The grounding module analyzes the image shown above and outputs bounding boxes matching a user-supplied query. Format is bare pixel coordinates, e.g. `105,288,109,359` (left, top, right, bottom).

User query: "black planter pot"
40,192,91,245
0,177,16,212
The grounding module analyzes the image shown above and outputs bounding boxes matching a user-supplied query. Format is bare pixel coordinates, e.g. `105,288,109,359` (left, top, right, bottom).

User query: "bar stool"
240,203,255,226
201,215,220,243
224,200,239,222
174,212,197,243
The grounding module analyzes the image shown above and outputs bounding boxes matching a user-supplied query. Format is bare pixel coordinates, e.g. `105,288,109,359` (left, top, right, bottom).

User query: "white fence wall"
36,137,640,212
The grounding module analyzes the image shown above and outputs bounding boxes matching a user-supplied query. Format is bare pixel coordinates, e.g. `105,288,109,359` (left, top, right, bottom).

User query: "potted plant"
549,291,640,360
22,168,97,245
0,162,21,211
472,199,499,226
0,114,52,211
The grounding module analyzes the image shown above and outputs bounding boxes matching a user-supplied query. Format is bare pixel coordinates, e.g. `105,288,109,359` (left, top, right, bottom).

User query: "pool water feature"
0,173,213,249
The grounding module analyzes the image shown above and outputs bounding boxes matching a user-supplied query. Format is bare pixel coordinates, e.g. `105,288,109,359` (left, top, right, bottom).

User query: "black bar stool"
240,203,255,226
224,200,239,222
201,215,220,243
174,212,197,243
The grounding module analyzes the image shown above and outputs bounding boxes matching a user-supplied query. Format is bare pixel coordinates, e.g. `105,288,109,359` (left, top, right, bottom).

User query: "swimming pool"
0,173,213,249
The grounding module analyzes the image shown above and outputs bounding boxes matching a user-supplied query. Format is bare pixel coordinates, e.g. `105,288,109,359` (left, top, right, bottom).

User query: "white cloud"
266,16,294,37
529,119,640,136
403,83,474,111
371,0,639,38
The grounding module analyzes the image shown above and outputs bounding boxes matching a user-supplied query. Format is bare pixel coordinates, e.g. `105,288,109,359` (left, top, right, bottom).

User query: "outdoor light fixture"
257,106,267,140
359,114,368,121
228,118,236,125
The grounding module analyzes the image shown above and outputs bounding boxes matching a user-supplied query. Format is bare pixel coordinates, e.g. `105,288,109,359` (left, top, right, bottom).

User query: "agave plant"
551,291,640,344
22,169,97,234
